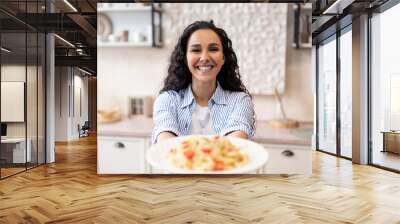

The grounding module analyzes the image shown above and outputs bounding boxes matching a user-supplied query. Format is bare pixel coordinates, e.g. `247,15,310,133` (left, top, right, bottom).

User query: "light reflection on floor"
372,150,400,171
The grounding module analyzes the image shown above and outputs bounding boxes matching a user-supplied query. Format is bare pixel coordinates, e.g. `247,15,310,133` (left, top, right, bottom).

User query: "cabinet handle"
115,142,125,149
281,150,294,157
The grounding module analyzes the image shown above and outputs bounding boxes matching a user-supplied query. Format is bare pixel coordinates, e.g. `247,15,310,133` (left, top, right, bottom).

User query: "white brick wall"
162,3,288,94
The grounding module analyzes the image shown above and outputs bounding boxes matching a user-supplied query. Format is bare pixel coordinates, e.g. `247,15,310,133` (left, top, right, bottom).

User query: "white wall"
1,66,26,139
98,4,313,122
98,47,169,115
55,67,89,141
55,67,68,141
1,64,46,164
72,74,89,137
1,65,42,136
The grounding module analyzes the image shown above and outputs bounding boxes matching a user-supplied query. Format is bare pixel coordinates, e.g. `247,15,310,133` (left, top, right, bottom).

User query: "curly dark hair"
160,20,250,96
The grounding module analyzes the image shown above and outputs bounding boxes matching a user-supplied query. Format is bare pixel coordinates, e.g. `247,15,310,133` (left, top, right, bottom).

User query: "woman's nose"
199,50,210,61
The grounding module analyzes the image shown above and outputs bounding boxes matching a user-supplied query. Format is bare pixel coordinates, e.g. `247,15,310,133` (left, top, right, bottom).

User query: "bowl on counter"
98,107,122,123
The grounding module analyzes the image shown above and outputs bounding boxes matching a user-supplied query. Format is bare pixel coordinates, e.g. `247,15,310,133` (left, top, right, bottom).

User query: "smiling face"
186,29,225,85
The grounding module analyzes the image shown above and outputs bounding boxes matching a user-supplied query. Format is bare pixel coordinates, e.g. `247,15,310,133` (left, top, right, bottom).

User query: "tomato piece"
213,160,225,171
201,148,212,154
184,150,195,159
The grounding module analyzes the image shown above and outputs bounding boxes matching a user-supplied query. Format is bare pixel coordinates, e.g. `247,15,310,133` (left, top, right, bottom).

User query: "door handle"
281,150,294,157
114,142,125,149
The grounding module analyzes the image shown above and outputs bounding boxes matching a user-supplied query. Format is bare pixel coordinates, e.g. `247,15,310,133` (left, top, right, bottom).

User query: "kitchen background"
96,3,313,174
97,3,313,122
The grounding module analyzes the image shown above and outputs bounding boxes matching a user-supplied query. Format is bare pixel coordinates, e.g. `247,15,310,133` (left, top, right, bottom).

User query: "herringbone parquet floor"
1,135,400,223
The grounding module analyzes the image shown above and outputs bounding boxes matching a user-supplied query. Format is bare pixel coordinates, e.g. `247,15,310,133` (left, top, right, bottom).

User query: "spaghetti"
167,135,248,171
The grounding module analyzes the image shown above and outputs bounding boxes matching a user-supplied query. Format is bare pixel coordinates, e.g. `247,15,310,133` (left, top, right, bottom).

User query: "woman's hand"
156,131,177,143
226,131,248,139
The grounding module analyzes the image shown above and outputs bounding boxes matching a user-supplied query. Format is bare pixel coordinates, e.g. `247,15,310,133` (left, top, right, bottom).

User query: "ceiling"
311,0,391,43
0,0,98,74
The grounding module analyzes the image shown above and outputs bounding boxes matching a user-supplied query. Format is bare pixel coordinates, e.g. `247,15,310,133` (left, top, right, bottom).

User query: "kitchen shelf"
293,3,312,49
97,3,163,48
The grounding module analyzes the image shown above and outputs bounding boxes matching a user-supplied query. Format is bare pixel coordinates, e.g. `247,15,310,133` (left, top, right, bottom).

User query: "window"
339,27,352,158
317,36,337,154
0,1,47,179
370,2,400,171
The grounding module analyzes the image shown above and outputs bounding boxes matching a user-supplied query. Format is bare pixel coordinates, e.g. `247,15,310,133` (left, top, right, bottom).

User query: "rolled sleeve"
151,92,180,144
220,94,255,139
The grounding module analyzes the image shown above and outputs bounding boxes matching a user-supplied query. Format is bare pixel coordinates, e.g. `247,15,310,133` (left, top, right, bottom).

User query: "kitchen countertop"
98,116,312,146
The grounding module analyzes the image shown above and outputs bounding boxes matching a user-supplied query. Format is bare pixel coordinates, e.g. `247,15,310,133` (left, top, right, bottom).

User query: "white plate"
146,135,269,174
97,13,112,36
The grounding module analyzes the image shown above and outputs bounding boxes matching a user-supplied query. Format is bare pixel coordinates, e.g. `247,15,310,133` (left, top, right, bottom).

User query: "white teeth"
197,65,213,72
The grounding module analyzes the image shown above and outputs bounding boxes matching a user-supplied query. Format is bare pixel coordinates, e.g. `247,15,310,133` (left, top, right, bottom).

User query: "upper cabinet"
97,3,163,48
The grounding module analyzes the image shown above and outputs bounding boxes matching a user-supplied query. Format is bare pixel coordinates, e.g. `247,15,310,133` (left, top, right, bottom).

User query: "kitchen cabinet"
261,143,312,175
97,117,313,174
97,136,312,174
97,136,151,174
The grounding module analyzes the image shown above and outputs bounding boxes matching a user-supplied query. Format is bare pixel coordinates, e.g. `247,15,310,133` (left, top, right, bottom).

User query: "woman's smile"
196,64,215,73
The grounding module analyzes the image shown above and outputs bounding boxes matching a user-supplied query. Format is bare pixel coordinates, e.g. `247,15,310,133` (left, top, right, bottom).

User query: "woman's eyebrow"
189,43,220,48
189,44,201,48
208,43,220,47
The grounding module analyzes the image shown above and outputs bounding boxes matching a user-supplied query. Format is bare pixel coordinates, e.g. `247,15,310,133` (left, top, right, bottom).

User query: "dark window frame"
0,0,47,180
315,19,352,161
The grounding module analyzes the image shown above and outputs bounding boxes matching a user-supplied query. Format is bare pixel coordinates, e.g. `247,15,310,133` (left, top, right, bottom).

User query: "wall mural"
162,3,288,95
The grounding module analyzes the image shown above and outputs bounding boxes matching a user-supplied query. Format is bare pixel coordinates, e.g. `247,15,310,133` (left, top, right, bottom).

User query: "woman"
152,20,255,144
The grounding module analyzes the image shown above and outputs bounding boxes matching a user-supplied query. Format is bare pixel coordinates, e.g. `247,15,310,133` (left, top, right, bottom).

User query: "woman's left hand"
226,131,248,139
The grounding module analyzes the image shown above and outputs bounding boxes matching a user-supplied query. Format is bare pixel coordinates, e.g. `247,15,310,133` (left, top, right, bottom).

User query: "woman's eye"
189,48,219,53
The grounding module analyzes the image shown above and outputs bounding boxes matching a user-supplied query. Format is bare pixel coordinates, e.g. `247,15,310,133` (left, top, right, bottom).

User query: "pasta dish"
167,135,249,171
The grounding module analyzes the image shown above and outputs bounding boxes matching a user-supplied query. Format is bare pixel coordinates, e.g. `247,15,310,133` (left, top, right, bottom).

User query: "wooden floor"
1,135,400,223
0,167,26,178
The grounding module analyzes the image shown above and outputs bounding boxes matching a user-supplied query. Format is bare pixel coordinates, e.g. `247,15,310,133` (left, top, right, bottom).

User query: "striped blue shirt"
152,82,255,144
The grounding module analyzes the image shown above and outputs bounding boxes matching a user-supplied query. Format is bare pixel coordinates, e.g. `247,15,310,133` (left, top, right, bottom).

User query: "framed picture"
293,3,312,48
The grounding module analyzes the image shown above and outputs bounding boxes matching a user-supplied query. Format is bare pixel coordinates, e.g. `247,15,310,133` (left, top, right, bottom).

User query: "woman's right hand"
156,131,177,143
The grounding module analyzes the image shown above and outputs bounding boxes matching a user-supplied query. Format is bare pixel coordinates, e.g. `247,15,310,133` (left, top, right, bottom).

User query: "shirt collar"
181,84,195,108
181,82,227,109
210,82,227,105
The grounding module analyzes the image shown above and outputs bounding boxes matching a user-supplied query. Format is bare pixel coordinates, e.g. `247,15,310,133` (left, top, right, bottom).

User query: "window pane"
371,3,400,171
27,31,38,169
318,37,337,154
340,29,352,158
1,30,27,177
